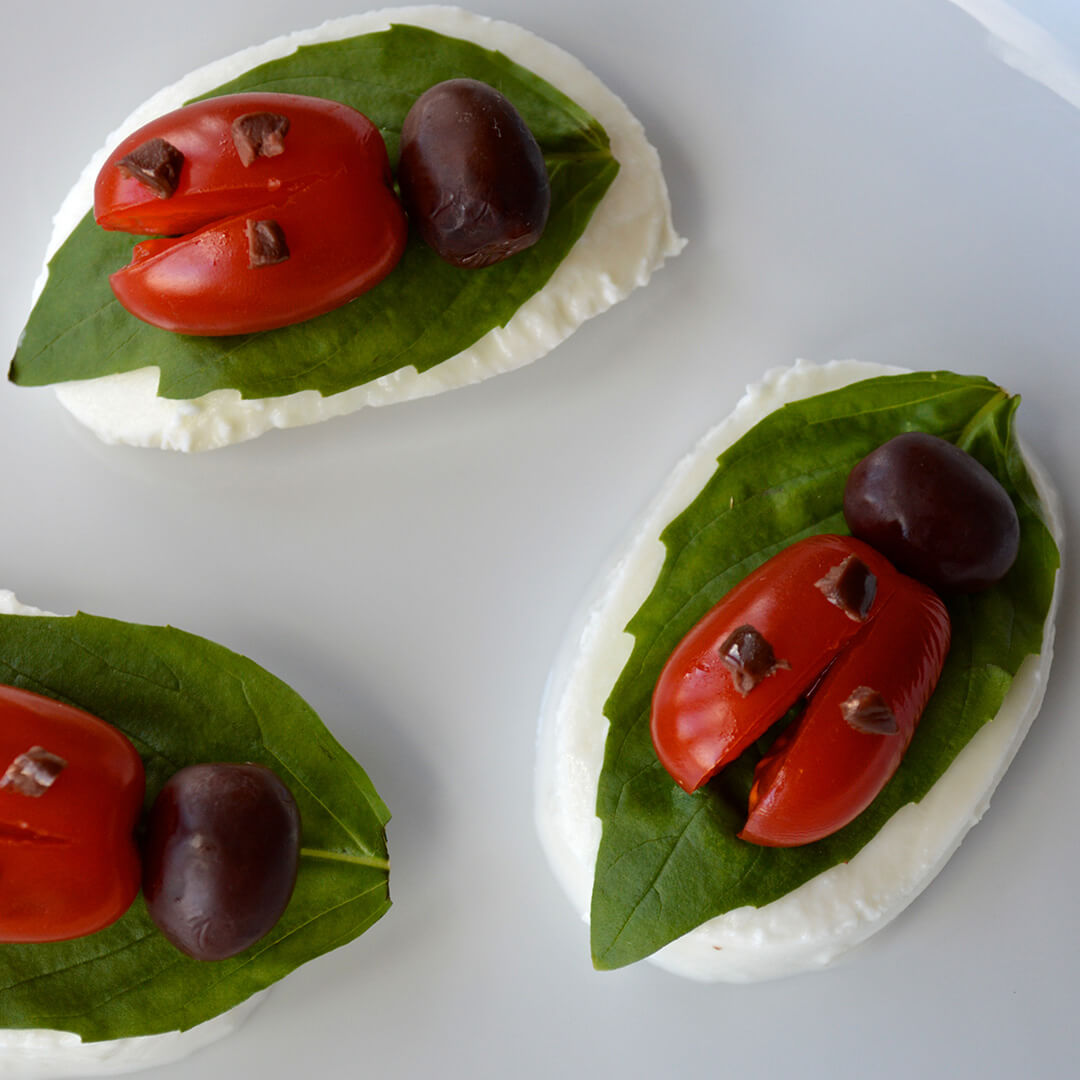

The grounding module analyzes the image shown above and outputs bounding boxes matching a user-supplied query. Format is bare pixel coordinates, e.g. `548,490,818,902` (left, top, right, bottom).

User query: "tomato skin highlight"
650,534,951,847
0,685,144,943
650,535,902,793
739,579,950,847
94,93,407,335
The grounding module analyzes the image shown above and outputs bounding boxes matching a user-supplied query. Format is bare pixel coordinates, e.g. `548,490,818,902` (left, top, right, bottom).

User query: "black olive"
398,78,550,268
843,432,1020,592
143,763,300,961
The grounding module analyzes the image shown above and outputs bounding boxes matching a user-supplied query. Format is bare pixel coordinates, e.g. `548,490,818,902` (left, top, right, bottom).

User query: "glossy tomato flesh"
0,685,144,942
650,534,950,846
740,575,950,846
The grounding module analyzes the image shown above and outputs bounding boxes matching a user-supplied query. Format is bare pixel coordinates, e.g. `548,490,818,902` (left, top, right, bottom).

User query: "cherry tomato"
650,535,950,846
739,572,950,846
94,93,407,335
0,685,144,942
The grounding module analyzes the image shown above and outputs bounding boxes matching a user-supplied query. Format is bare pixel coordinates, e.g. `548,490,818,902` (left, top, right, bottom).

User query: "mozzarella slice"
31,5,683,451
535,359,1063,982
0,998,261,1080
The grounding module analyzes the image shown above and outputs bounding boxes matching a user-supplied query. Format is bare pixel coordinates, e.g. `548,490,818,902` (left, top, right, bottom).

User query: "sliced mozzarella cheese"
535,359,1062,982
0,999,261,1080
33,5,683,451
0,590,263,1077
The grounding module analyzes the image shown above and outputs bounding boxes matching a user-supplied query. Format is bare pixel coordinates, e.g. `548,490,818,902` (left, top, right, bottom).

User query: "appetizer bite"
0,591,390,1076
536,360,1061,981
10,7,682,451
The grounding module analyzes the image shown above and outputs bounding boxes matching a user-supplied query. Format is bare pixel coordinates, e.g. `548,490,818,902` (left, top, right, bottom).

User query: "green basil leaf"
9,25,618,400
0,612,390,1041
590,371,1059,970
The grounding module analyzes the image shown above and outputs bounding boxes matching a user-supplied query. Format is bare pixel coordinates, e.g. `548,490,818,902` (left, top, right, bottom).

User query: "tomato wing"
650,535,901,792
0,685,144,942
739,578,950,846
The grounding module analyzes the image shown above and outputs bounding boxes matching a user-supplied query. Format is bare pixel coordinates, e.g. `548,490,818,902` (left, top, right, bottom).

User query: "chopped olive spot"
232,112,291,167
116,137,185,199
840,687,898,735
816,556,877,621
719,624,789,696
0,746,67,797
247,219,290,267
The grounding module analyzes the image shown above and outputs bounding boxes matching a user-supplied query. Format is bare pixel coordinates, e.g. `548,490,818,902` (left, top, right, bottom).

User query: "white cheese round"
0,998,261,1080
534,359,1063,982
32,5,683,451
0,590,264,1077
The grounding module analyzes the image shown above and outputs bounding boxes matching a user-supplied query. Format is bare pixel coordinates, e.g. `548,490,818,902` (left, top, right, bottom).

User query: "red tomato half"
739,575,949,846
650,535,950,846
0,685,145,942
94,93,407,335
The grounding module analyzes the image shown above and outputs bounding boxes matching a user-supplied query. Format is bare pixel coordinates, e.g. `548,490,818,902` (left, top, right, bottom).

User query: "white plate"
1,2,1077,1078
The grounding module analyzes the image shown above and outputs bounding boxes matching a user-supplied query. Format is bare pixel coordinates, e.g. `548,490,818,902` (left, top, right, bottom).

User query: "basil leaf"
591,371,1059,970
9,25,618,400
0,612,390,1041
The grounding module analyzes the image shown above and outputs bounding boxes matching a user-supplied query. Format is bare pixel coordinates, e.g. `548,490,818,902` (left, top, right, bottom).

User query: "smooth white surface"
2,2,1078,1078
535,360,1062,982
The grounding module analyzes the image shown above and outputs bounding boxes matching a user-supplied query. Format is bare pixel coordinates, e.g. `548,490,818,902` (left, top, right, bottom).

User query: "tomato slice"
739,576,950,846
650,534,950,846
94,93,407,336
651,535,901,791
0,685,144,942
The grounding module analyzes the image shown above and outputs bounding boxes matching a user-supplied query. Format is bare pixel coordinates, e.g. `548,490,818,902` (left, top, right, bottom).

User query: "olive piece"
143,762,300,961
398,78,550,268
843,432,1020,593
